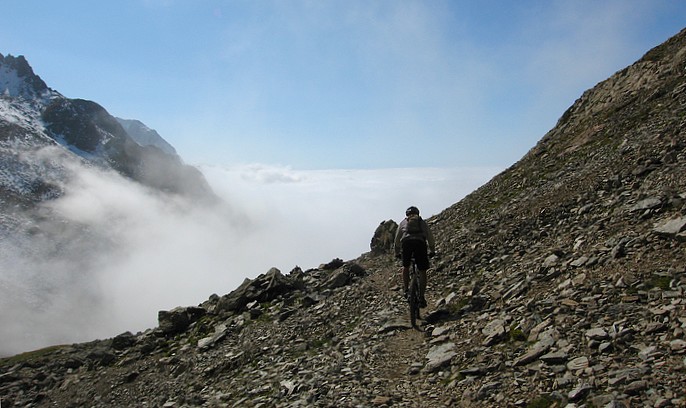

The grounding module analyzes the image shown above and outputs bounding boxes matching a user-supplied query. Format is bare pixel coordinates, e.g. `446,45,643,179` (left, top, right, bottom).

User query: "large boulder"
319,262,367,290
111,331,137,350
158,306,206,335
216,267,305,314
370,220,398,254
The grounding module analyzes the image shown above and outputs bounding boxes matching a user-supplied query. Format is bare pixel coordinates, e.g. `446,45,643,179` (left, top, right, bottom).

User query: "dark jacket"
393,216,436,256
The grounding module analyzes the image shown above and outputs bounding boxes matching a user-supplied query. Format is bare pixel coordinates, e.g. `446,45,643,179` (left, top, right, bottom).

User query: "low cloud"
0,156,499,356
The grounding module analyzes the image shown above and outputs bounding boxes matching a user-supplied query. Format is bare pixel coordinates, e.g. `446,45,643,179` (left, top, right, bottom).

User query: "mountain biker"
393,206,436,308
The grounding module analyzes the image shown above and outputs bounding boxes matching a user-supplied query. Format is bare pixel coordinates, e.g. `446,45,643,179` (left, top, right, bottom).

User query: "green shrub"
509,325,527,342
526,394,557,408
648,275,671,290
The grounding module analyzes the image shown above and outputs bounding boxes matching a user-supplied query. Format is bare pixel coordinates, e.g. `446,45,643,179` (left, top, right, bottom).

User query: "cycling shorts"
401,239,429,270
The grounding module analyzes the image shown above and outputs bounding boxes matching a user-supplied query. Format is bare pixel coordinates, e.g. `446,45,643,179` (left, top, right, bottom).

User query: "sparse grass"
647,275,671,290
0,344,67,366
450,372,465,383
447,297,470,315
256,310,273,322
183,315,217,347
509,324,527,342
308,337,328,351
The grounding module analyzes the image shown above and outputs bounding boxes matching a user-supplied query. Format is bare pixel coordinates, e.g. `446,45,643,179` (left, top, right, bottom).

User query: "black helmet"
406,206,420,216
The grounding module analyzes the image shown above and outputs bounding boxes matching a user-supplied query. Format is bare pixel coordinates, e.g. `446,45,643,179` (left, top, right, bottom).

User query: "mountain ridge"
0,54,49,99
116,117,177,156
1,28,686,407
0,51,218,253
0,52,213,200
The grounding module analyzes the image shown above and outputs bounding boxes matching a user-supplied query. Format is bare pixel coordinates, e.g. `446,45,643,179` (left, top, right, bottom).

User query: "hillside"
2,29,686,407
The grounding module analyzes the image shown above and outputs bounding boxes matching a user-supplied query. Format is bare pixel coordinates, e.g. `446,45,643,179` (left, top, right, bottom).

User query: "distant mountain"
116,117,177,156
0,53,214,204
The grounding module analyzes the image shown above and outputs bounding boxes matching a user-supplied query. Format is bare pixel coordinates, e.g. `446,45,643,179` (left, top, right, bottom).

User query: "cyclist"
393,206,436,308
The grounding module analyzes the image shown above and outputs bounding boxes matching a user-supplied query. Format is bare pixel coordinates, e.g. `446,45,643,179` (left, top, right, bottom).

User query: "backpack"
406,214,423,235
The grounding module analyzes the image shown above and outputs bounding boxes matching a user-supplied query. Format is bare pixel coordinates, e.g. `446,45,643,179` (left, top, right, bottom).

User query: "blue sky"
2,1,686,169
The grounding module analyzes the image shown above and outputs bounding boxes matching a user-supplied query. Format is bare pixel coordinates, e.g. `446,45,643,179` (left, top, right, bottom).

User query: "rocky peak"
0,53,50,99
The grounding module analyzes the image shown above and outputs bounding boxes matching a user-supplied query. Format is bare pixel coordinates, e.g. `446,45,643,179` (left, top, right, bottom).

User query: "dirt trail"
360,260,457,407
363,255,447,403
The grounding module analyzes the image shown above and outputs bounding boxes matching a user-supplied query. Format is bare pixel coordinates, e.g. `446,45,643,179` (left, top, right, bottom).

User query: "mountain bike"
407,256,422,328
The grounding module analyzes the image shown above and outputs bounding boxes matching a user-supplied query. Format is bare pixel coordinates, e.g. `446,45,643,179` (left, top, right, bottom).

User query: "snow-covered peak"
0,52,213,201
0,53,53,101
1,65,24,97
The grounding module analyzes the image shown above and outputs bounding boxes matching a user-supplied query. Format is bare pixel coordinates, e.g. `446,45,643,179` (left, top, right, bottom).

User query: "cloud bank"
0,157,499,356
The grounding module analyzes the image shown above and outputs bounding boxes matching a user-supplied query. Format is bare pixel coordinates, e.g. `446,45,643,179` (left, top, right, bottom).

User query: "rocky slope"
2,30,686,407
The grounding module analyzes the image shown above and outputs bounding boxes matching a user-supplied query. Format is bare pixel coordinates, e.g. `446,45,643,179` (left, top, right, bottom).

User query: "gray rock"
158,306,206,334
378,320,412,333
476,382,500,400
322,268,353,289
423,342,456,373
624,380,648,396
630,197,662,212
669,339,686,352
216,267,305,313
198,324,229,351
653,216,686,237
570,256,589,267
540,350,568,365
111,331,136,350
543,254,560,268
482,318,506,346
86,348,115,366
567,356,589,371
599,342,614,354
568,382,593,401
370,220,398,254
585,327,609,341
514,335,555,366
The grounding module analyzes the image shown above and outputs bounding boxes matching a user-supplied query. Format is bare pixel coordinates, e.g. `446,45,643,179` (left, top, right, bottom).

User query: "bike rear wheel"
408,271,421,328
